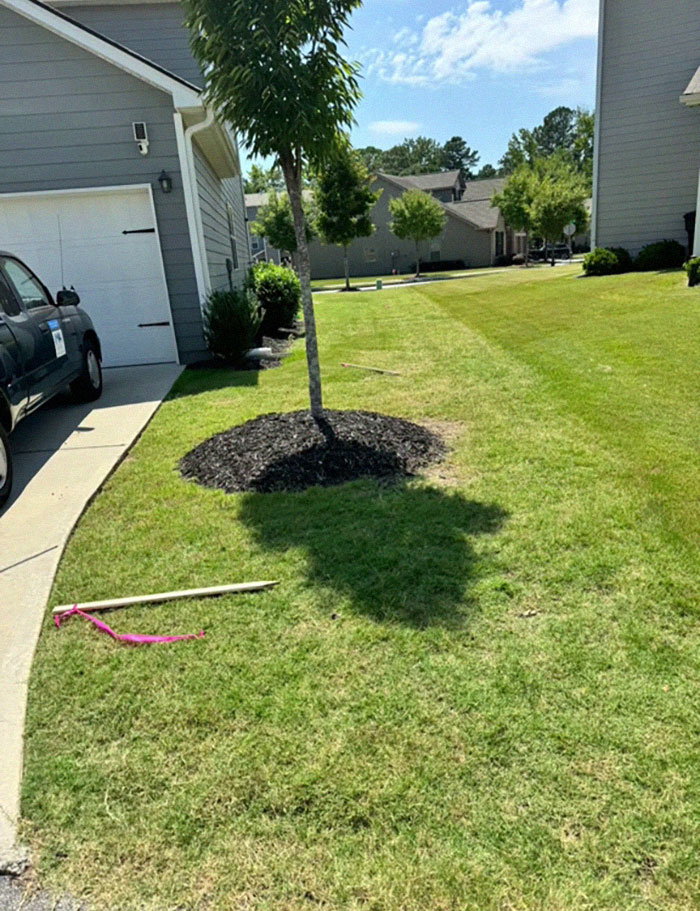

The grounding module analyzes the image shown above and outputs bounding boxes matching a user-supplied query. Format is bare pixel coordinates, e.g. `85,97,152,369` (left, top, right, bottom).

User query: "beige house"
246,173,523,280
593,0,700,255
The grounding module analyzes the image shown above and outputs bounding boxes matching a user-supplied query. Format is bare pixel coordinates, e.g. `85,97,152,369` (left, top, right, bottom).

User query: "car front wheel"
70,339,103,403
0,424,13,508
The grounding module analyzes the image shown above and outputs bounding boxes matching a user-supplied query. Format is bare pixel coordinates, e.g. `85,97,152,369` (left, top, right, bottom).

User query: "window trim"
0,255,55,314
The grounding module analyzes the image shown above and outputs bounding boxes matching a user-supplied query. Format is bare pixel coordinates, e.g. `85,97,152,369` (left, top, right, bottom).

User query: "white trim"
0,183,154,200
0,0,201,109
0,182,180,364
591,0,605,249
173,112,209,308
144,183,181,362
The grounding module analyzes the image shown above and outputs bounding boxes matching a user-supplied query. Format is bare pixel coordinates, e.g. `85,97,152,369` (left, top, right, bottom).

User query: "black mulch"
180,409,447,494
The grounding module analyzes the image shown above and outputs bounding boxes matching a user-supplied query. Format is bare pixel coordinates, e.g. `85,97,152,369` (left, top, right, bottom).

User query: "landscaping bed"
180,409,446,493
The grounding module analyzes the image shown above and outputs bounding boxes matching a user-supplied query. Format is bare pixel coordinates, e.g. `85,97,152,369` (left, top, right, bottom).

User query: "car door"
0,256,70,404
0,271,28,422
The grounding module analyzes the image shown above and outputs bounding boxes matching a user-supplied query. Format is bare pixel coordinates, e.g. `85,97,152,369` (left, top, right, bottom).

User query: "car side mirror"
56,289,80,307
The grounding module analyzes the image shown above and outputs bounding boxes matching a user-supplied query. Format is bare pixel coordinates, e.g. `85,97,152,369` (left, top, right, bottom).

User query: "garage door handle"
123,228,156,235
138,321,170,328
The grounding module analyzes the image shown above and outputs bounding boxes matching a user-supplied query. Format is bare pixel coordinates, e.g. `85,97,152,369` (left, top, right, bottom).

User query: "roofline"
1,0,203,107
375,173,492,232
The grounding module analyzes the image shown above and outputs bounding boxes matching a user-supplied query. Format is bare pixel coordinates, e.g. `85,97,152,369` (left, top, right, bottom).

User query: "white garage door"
0,186,178,367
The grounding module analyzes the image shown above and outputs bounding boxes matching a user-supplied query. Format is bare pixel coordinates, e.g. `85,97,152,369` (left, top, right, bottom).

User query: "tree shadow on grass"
238,481,508,628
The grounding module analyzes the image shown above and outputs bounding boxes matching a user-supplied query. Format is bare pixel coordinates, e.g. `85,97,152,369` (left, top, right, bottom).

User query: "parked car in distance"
530,243,572,262
0,252,103,506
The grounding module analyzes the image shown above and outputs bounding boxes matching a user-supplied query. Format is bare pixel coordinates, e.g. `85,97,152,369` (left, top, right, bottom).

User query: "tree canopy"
499,107,595,189
249,191,315,255
244,164,285,194
389,189,446,277
356,135,479,180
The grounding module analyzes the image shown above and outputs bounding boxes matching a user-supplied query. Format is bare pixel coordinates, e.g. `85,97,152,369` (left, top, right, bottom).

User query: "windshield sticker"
47,319,66,359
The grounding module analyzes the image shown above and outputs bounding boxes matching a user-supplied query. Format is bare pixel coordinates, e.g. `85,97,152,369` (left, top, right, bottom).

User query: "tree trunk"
415,241,421,278
344,246,350,291
281,154,323,418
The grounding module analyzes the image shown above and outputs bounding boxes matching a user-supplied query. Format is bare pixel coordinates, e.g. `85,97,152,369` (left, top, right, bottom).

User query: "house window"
364,247,377,262
226,204,239,270
495,231,505,257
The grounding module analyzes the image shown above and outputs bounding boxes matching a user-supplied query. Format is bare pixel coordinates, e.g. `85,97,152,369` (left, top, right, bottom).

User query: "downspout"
184,106,216,300
591,0,606,249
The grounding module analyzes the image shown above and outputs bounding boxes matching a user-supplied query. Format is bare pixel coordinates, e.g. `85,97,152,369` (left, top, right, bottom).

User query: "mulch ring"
180,409,447,494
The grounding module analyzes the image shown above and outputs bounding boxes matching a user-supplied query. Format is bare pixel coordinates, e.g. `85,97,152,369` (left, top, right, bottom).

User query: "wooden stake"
341,362,400,376
52,581,279,615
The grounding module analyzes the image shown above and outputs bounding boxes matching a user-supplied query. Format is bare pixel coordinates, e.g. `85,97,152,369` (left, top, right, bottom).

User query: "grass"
22,266,700,911
310,265,505,291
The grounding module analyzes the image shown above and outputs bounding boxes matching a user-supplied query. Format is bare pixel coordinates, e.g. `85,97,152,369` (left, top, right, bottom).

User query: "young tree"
491,166,538,265
315,147,382,291
184,0,361,418
389,189,446,278
250,191,315,261
530,161,588,266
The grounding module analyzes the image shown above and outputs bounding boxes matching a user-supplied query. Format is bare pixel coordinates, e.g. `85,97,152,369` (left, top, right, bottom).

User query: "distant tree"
184,0,362,418
530,159,588,265
355,146,385,174
389,189,446,277
441,136,479,180
382,136,445,175
499,106,595,191
250,191,315,259
315,147,382,290
476,163,500,179
491,166,538,265
244,164,285,193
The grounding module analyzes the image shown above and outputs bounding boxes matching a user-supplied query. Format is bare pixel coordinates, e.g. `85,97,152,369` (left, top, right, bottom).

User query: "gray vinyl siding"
57,2,204,87
0,4,206,362
193,143,250,292
595,0,700,254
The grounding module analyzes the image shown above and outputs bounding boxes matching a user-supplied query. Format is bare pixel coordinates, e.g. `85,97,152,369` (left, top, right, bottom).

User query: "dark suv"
0,252,103,507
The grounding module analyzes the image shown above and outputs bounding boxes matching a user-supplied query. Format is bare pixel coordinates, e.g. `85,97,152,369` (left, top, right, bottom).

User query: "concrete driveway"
0,364,182,855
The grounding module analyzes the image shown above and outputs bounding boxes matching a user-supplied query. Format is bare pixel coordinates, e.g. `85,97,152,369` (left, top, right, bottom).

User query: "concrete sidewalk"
0,364,182,854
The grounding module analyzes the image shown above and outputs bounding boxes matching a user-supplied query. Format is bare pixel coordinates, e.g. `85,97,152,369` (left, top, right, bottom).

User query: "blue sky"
243,0,599,175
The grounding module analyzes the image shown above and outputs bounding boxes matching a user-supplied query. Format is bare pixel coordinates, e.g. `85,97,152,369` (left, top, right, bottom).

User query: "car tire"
71,338,103,403
0,423,12,509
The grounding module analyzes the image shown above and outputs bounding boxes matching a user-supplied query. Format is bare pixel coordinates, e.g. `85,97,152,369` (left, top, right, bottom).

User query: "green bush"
203,288,263,365
605,246,635,273
635,240,686,272
247,262,301,337
583,248,620,276
685,257,700,287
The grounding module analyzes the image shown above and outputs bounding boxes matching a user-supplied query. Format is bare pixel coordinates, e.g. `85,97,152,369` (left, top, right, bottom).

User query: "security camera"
133,122,149,156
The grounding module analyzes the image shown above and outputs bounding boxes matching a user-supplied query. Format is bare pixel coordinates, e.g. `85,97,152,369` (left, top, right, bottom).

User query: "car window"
0,272,20,317
2,259,51,311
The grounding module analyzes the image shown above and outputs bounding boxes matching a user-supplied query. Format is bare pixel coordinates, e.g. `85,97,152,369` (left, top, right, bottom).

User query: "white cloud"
369,119,422,135
368,0,598,86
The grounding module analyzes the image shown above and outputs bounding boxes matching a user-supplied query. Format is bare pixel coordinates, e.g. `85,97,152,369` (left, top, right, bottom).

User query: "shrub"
247,262,301,337
203,288,263,365
493,254,514,267
685,257,700,287
583,247,620,276
605,246,635,273
512,253,526,265
635,240,686,272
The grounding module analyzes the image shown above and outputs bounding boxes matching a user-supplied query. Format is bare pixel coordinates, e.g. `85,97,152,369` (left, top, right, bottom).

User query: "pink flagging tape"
54,606,205,645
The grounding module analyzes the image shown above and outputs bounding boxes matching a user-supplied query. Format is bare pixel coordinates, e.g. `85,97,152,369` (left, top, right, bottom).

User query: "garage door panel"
0,188,178,368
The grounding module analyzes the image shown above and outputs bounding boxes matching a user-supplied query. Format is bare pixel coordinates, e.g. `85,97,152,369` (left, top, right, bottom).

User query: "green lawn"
310,264,504,291
23,267,700,911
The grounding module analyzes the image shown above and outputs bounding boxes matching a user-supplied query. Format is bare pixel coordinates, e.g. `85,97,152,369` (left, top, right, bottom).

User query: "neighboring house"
246,173,520,279
245,192,282,265
593,0,700,256
0,0,251,367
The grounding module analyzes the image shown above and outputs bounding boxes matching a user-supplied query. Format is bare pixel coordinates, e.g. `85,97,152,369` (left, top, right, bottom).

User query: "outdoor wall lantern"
158,170,173,193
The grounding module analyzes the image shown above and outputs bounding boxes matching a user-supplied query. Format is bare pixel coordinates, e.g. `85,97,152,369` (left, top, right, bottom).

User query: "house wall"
0,3,206,361
595,0,700,254
193,143,250,292
55,1,203,86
